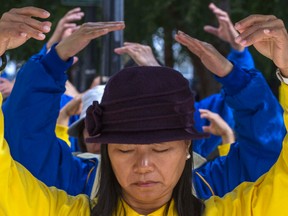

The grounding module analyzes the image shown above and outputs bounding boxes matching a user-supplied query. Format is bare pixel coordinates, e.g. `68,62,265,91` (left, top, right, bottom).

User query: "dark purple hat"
85,66,209,144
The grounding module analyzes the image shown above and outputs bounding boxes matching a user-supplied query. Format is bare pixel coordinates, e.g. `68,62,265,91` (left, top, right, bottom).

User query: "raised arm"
204,2,255,70
175,27,285,199
205,15,288,214
3,21,125,196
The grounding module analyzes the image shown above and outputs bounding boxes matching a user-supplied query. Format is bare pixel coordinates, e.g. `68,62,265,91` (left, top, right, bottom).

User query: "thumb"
204,26,219,37
202,126,211,133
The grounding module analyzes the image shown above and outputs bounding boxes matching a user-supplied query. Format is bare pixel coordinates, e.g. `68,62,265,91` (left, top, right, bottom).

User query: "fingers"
235,18,285,46
202,126,212,133
82,22,125,39
63,10,85,23
114,42,146,55
114,46,131,55
209,3,228,18
235,14,277,32
9,6,50,18
63,23,77,29
66,7,82,16
203,25,219,37
199,109,216,121
1,8,51,40
55,21,125,60
175,31,204,57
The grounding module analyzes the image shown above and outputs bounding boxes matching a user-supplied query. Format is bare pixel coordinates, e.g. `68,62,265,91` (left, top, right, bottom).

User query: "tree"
124,0,288,99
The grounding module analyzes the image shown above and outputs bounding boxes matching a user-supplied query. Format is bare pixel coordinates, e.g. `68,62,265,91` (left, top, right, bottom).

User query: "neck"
122,194,172,215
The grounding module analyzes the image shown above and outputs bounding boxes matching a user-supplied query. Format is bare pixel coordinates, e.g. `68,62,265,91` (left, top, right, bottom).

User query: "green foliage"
2,0,287,97
124,0,288,98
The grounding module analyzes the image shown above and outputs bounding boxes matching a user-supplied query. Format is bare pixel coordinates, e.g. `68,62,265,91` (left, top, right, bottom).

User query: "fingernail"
20,32,27,37
43,26,51,32
38,33,46,39
235,36,241,42
264,29,270,34
240,40,247,45
43,11,50,17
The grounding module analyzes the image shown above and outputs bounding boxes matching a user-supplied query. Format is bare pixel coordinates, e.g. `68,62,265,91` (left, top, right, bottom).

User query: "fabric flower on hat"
85,101,103,137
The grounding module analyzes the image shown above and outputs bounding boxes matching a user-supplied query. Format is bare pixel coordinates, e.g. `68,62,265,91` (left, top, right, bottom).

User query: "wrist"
55,43,70,61
0,53,7,72
57,110,70,126
278,67,288,77
220,61,234,77
221,130,235,144
231,43,245,52
276,68,288,84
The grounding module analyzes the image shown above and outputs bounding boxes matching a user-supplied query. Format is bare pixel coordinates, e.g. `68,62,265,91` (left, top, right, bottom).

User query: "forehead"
108,140,187,147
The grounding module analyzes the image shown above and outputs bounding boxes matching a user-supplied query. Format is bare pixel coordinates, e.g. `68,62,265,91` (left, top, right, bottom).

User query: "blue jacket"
227,47,255,70
3,45,97,196
194,64,285,199
3,45,284,200
193,92,234,158
193,47,255,158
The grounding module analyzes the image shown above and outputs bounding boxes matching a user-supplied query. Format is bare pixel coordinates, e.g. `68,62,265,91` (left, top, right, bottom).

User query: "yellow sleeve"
204,82,288,216
279,83,285,108
0,94,90,216
55,124,71,147
217,143,231,156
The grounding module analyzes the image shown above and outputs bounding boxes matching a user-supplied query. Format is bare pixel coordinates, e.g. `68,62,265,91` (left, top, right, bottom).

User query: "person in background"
3,11,125,199
204,2,255,70
199,108,235,156
176,15,285,199
194,3,258,159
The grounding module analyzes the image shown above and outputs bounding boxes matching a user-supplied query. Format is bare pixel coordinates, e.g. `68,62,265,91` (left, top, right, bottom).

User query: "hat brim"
68,117,85,138
86,127,209,144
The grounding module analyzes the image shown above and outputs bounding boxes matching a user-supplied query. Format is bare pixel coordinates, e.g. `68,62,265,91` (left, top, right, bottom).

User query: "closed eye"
153,148,170,153
118,149,134,153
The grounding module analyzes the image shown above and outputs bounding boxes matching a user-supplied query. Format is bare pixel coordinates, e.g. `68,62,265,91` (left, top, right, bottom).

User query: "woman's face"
108,140,189,210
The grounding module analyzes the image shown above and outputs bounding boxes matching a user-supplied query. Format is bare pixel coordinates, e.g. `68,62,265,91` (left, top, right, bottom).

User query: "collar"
115,199,178,216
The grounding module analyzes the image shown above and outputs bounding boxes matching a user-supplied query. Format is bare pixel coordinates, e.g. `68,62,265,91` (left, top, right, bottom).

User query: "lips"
134,181,159,187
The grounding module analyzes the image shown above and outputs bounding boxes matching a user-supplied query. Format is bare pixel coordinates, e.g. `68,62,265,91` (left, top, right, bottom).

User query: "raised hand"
57,96,82,126
0,77,14,99
0,7,51,55
199,109,235,144
114,42,160,66
235,15,288,75
175,30,233,77
204,3,243,51
56,21,125,61
46,7,84,50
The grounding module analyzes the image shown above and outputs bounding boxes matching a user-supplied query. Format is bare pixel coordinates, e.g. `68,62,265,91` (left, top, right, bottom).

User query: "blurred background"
1,0,287,100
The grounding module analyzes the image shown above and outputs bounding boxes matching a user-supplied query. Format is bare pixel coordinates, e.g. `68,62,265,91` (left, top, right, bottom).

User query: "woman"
86,66,208,215
1,11,288,216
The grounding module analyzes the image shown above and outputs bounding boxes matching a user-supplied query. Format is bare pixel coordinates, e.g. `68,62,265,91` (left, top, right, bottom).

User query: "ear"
185,140,191,149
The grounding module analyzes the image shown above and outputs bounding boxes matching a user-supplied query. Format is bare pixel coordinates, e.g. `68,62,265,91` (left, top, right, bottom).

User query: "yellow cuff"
218,143,232,156
55,124,71,147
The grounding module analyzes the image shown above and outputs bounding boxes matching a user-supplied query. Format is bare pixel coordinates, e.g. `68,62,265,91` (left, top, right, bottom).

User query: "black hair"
91,141,204,216
76,120,87,152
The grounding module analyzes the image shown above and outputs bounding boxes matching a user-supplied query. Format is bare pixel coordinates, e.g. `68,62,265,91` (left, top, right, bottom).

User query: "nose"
133,152,154,174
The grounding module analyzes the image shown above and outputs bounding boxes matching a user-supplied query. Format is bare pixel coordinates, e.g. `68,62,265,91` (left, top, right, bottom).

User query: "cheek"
157,151,187,185
108,152,132,187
